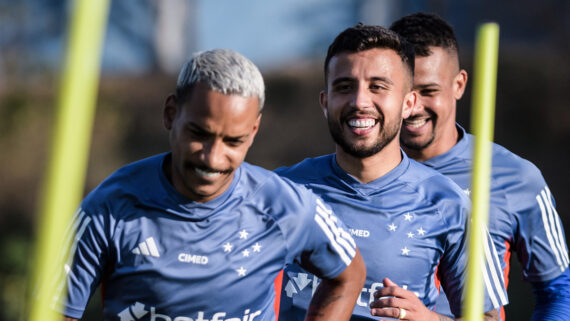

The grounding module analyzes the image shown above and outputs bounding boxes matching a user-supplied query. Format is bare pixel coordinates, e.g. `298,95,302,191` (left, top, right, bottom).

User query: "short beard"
400,132,435,151
328,116,400,158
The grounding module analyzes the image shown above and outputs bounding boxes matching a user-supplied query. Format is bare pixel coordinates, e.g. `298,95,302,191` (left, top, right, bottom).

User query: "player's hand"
369,278,443,321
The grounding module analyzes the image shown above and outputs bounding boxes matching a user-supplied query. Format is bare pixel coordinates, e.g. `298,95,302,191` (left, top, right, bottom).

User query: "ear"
453,69,468,100
251,113,262,139
163,94,178,130
402,90,418,119
319,90,328,119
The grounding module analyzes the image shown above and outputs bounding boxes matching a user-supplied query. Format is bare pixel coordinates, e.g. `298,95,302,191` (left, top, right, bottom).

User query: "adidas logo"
132,237,160,258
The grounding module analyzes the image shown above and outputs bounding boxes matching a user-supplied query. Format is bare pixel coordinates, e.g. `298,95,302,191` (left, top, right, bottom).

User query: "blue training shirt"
276,152,507,320
424,125,570,318
56,153,357,321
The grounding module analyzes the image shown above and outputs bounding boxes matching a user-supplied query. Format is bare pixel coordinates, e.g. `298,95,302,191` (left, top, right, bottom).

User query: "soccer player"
277,24,506,321
390,12,570,320
57,49,366,321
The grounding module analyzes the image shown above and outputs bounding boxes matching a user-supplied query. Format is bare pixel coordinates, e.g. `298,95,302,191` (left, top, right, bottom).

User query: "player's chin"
185,170,233,199
190,183,228,202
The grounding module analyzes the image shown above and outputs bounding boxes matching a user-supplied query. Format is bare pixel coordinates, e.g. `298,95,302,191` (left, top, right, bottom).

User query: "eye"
188,128,206,138
332,82,353,93
370,83,388,91
420,88,438,96
185,125,210,140
225,138,245,147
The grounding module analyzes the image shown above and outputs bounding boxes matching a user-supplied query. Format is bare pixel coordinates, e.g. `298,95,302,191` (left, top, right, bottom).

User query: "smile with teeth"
347,118,376,129
405,118,429,128
195,167,222,178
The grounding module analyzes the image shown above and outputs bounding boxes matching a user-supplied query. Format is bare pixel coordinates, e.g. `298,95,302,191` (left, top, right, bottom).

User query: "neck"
335,139,403,184
404,125,459,162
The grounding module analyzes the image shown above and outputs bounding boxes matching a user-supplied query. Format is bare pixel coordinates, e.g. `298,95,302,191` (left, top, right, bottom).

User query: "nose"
350,86,373,109
410,94,425,115
200,138,227,170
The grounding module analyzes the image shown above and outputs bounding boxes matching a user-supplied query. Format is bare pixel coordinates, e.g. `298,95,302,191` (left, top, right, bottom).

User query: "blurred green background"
0,0,568,320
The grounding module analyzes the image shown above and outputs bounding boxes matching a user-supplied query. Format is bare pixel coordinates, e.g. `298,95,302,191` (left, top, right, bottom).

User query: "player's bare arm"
305,249,366,321
64,317,77,321
370,278,499,321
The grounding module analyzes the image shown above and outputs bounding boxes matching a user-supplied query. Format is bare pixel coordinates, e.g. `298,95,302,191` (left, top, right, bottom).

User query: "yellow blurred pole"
29,0,110,320
463,23,500,321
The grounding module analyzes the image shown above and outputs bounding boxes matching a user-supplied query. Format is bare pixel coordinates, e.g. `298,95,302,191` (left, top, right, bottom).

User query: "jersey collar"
157,153,241,219
330,151,410,195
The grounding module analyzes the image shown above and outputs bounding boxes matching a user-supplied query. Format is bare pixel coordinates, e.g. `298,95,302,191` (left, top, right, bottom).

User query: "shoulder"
403,159,470,225
405,159,469,202
82,154,165,212
240,162,319,214
490,143,551,212
491,143,546,187
274,155,333,184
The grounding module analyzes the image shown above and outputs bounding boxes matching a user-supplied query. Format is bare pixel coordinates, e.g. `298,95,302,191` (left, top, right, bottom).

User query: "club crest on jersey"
383,212,431,258
219,229,264,277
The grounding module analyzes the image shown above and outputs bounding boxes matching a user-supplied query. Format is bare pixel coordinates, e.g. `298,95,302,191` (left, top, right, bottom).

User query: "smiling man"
57,49,365,321
277,24,506,321
391,12,570,320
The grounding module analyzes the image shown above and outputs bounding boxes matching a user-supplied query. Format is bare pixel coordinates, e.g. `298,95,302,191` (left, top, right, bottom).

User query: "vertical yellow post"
463,23,500,321
29,0,110,320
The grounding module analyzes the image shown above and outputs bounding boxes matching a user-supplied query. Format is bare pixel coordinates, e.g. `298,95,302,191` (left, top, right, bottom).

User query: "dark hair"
324,23,415,85
389,12,459,57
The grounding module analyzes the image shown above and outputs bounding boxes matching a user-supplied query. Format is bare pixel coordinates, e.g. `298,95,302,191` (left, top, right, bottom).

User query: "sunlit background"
0,0,568,320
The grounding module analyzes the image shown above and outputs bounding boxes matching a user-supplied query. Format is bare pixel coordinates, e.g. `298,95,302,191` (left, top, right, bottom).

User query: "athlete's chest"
107,205,285,299
435,162,515,249
318,190,448,277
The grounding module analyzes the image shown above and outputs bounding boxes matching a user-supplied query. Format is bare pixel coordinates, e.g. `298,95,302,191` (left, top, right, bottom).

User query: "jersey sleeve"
56,202,112,319
437,193,508,317
507,163,570,282
531,267,570,321
277,179,357,279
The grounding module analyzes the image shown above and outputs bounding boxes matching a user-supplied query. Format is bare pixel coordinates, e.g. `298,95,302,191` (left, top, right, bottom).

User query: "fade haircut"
324,23,415,88
176,49,265,110
389,12,459,58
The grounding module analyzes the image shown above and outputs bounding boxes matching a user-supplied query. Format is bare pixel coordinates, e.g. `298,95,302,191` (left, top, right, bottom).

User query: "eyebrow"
187,122,250,140
331,76,394,86
414,83,441,90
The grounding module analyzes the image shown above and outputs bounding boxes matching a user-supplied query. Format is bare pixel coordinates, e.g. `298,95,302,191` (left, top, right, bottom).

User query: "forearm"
304,280,353,321
304,250,365,321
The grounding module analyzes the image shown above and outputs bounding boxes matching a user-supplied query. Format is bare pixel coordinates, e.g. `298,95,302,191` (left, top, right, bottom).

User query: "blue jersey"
423,125,569,317
276,153,507,319
57,153,357,321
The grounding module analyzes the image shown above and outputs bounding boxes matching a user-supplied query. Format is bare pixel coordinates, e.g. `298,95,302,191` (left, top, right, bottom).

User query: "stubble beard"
328,115,401,159
400,129,435,151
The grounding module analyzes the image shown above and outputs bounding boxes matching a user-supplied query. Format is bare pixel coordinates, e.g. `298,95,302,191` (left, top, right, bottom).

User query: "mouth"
194,167,223,178
403,116,431,132
185,162,231,180
404,118,428,128
346,117,378,135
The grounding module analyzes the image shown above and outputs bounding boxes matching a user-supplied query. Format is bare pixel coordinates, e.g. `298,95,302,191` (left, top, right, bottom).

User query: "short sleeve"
276,180,357,279
511,177,570,282
57,203,111,319
438,195,508,316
